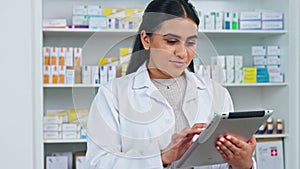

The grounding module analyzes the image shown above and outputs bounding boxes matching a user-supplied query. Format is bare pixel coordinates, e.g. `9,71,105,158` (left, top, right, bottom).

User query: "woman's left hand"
215,135,256,169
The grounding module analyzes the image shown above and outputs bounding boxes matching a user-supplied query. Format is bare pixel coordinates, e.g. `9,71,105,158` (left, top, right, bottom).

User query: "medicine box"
50,47,58,65
234,55,243,71
204,12,215,30
88,5,102,16
252,46,267,56
66,67,75,84
267,55,281,65
62,123,81,131
72,15,89,26
43,65,50,84
89,15,106,29
44,131,62,139
262,12,284,21
74,48,82,66
239,12,261,21
43,19,67,28
73,5,88,15
235,70,243,84
58,47,66,66
65,47,73,67
253,56,267,66
239,21,261,30
46,156,68,169
62,131,80,139
43,47,50,65
82,66,92,84
255,138,284,169
267,46,281,55
215,11,223,30
50,65,59,84
269,73,284,83
43,116,63,124
262,21,283,30
44,124,62,131
226,55,234,71
267,65,282,73
58,66,66,84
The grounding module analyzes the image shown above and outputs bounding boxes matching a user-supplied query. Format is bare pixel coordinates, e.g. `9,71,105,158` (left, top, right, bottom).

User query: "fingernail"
226,135,231,140
220,137,225,142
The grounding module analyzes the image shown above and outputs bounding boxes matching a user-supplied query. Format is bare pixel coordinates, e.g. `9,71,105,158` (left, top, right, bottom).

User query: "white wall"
0,0,42,168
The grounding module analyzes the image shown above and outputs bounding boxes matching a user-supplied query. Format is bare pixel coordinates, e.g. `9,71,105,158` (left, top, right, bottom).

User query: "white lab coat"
85,63,255,169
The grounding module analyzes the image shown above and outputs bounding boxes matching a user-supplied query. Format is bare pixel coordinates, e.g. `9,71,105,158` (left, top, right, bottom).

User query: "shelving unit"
40,0,300,168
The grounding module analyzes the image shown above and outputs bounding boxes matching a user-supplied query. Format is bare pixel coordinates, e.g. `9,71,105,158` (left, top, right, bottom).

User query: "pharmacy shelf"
255,134,288,139
223,83,288,87
44,139,87,143
43,83,288,88
43,84,100,88
43,135,287,143
43,28,286,37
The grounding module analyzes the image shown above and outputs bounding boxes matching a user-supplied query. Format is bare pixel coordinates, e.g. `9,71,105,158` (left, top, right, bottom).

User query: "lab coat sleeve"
85,85,163,169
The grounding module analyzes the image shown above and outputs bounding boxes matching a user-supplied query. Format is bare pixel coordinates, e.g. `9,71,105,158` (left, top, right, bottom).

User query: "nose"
175,42,188,59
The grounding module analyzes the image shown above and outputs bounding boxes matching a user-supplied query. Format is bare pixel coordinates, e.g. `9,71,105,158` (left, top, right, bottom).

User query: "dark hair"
126,0,199,74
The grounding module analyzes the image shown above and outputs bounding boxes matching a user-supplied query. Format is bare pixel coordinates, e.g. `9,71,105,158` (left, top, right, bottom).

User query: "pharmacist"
85,0,257,168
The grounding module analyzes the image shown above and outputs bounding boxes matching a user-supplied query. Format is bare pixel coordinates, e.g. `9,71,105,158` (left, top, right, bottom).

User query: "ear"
140,30,150,50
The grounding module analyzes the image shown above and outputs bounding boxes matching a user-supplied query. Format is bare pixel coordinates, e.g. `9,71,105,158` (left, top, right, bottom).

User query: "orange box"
58,47,66,66
43,47,50,65
50,47,58,65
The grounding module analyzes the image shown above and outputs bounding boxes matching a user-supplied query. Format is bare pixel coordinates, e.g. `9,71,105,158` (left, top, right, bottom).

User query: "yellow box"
98,57,119,66
243,67,257,75
103,8,124,16
243,75,257,83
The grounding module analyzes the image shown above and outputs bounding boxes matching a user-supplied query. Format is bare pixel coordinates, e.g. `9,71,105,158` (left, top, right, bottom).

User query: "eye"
186,40,197,46
165,39,177,45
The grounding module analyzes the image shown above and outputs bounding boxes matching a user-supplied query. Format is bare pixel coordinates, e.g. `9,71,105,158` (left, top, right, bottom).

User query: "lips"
170,60,186,67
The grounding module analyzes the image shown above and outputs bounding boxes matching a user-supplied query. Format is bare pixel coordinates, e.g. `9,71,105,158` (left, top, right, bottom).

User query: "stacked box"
266,46,284,82
243,67,257,83
234,56,243,84
239,12,262,30
262,12,284,30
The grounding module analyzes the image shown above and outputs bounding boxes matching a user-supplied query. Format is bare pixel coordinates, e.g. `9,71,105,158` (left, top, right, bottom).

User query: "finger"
225,135,246,149
221,136,240,155
216,137,234,158
192,123,207,130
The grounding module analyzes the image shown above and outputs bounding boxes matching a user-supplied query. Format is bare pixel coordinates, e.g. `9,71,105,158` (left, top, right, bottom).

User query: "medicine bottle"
276,118,284,134
266,117,273,134
258,124,265,134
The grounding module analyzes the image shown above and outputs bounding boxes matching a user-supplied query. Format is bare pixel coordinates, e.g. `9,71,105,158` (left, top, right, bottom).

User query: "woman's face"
141,17,198,79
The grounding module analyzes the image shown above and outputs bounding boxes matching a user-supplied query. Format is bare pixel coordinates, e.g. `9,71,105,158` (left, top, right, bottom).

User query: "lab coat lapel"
182,71,207,127
132,63,171,109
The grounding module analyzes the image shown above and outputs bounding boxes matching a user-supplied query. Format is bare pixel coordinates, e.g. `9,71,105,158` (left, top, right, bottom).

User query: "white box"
50,65,59,84
89,16,106,29
91,66,100,84
58,66,66,84
216,55,226,70
215,12,223,30
255,139,284,169
74,48,82,66
269,73,284,83
226,55,234,71
44,124,62,131
267,46,281,55
262,21,283,30
88,5,102,16
52,152,73,169
239,12,261,21
72,15,88,26
43,19,67,28
75,156,86,169
43,47,50,65
226,70,234,84
62,123,80,131
73,5,88,15
262,12,284,21
82,66,92,84
46,156,68,169
252,46,266,56
204,12,215,30
253,55,267,65
267,55,281,65
231,12,239,30
50,47,58,65
100,66,108,84
43,65,51,84
65,47,73,67
66,67,75,84
108,65,116,81
198,11,205,30
58,47,66,66
240,21,261,30
44,131,62,139
62,131,80,139
267,65,282,73
235,70,243,84
234,55,243,71
43,116,63,124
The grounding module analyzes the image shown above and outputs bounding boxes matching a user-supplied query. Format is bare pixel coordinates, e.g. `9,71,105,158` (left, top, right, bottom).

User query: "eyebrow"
163,33,198,40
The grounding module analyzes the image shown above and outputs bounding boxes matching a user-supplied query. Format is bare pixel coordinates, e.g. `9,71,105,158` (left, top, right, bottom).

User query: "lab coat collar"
132,62,207,91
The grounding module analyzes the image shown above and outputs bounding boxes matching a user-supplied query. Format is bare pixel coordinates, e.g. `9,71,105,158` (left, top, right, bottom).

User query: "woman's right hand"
161,123,207,165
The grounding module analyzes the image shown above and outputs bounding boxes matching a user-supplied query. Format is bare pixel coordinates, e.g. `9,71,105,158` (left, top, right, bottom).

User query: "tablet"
174,110,273,168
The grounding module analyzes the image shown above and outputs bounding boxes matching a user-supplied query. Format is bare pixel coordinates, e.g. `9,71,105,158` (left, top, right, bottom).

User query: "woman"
85,0,256,168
